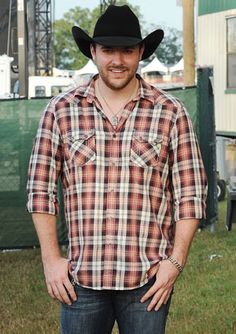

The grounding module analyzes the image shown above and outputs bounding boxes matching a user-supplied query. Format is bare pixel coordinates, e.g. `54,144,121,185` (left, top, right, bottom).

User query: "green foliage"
155,26,182,65
142,23,183,66
54,6,100,69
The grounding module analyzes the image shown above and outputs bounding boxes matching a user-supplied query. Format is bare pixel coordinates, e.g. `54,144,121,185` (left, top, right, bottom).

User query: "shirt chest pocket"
130,132,162,168
65,129,96,167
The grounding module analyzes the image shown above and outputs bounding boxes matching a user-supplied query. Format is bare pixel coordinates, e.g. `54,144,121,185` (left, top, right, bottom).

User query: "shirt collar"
73,73,155,104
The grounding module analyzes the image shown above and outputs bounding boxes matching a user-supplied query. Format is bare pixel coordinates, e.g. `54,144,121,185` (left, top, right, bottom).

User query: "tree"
53,6,100,69
54,1,142,70
155,26,182,65
142,23,183,66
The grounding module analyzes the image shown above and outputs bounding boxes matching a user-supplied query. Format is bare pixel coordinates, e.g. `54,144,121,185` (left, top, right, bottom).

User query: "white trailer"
27,76,76,98
0,55,14,99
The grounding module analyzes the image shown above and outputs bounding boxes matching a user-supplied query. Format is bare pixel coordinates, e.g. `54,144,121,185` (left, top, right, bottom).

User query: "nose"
111,50,124,65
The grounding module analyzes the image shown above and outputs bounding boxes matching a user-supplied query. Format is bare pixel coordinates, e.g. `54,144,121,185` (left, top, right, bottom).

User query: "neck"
95,76,138,119
97,76,138,100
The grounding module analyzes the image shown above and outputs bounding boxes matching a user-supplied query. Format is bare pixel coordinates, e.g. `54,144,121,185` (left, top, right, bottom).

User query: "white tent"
169,58,184,73
75,59,98,75
141,57,168,74
53,67,75,77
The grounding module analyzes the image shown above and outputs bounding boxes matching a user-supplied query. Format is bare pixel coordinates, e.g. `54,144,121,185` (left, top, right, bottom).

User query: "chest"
58,101,172,169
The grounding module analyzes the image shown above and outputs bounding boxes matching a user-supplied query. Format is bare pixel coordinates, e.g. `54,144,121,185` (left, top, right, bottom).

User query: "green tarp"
0,75,215,248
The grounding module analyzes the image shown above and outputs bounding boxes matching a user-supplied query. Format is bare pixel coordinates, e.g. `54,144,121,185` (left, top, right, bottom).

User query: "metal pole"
52,0,55,73
183,0,195,86
7,0,13,56
17,0,28,97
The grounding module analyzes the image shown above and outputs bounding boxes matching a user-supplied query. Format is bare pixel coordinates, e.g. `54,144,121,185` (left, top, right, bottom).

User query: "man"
27,5,207,334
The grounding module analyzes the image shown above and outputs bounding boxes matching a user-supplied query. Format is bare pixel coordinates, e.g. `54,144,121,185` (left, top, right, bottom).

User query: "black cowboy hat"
72,5,164,60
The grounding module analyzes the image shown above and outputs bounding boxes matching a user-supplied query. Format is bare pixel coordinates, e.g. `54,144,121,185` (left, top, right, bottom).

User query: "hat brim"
142,29,164,60
72,26,164,60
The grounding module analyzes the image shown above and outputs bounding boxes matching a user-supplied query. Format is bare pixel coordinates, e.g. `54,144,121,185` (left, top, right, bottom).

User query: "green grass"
1,201,236,334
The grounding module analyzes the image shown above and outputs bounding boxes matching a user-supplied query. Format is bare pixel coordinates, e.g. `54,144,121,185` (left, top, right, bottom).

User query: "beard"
97,65,138,91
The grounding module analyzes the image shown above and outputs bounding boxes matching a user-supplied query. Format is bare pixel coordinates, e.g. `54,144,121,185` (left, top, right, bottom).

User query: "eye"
124,49,134,54
102,47,113,54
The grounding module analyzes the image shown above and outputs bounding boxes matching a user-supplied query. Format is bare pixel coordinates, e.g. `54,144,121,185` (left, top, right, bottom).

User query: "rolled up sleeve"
169,104,207,222
26,99,62,215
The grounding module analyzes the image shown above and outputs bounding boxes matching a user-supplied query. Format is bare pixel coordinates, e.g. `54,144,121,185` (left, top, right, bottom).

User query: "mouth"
110,68,126,73
111,70,124,73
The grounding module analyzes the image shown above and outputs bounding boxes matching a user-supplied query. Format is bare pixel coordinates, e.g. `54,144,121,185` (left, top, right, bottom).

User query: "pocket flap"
66,129,95,143
133,131,163,145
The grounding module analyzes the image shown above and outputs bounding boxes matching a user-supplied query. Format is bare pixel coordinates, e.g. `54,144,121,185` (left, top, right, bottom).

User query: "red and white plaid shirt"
27,75,207,290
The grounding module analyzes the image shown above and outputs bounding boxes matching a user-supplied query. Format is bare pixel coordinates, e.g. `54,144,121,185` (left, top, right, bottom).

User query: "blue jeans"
61,277,172,334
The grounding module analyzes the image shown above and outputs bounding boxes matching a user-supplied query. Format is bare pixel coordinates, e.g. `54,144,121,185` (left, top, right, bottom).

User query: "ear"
90,44,96,61
139,44,145,60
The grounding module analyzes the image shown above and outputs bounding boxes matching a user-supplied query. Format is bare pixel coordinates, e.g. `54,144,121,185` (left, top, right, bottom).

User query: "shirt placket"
89,88,148,288
101,102,141,288
103,130,119,287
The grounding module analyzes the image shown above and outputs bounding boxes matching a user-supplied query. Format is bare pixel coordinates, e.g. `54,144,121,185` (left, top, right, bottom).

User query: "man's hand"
43,256,77,305
141,218,199,311
140,260,180,311
31,213,77,305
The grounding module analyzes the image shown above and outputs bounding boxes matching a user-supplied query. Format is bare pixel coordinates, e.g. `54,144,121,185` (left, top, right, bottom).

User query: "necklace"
96,79,138,127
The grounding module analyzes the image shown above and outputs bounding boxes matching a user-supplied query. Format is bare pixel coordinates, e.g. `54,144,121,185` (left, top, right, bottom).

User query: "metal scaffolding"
35,0,54,75
100,0,116,14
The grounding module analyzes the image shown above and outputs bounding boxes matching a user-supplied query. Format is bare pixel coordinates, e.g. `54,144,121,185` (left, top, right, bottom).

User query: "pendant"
111,116,118,127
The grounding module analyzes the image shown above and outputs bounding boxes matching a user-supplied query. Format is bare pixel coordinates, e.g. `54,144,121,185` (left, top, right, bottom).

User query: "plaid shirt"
27,75,207,290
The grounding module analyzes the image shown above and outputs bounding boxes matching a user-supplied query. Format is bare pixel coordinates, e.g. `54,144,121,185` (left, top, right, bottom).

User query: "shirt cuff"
27,192,59,215
174,197,206,222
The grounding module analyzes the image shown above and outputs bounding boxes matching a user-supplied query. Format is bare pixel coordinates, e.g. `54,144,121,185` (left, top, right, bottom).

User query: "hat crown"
93,5,142,39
